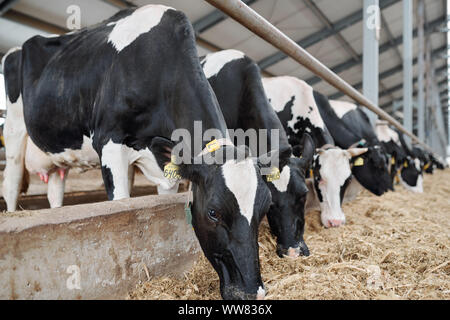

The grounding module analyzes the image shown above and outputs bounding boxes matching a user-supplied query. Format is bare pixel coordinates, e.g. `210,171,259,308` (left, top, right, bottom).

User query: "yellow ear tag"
266,167,281,182
309,169,314,178
354,157,364,167
164,156,181,180
423,162,430,170
206,139,221,153
391,157,396,165
404,161,408,168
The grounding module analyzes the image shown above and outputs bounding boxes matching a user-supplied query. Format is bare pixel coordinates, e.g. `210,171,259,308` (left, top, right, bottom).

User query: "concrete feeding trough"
0,193,200,299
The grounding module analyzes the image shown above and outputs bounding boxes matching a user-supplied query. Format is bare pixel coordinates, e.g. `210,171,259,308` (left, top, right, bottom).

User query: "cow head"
350,144,393,196
151,137,272,300
399,156,423,193
265,134,315,258
313,146,368,228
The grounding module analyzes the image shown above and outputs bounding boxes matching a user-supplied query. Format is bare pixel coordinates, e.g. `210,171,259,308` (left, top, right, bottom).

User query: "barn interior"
0,0,448,301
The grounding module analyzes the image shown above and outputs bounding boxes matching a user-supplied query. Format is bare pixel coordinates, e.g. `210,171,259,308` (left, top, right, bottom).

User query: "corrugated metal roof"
0,0,448,121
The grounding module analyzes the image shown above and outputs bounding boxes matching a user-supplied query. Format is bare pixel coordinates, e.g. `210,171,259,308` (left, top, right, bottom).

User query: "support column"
417,0,426,141
363,0,380,126
403,0,413,133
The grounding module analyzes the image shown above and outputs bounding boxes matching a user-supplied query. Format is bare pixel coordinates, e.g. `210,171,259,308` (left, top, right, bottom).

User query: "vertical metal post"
403,0,413,133
425,39,432,145
363,0,380,126
417,0,426,141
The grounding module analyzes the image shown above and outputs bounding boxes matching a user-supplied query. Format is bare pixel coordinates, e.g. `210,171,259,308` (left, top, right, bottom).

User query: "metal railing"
204,0,441,156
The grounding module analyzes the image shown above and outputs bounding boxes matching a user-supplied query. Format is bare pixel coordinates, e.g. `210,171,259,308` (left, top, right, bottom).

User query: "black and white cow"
4,5,276,300
393,130,424,193
262,76,368,228
2,9,138,211
322,100,393,195
200,50,314,258
375,121,423,192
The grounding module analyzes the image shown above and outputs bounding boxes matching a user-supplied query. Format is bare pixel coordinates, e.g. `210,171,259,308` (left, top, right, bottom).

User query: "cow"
1,8,138,211
200,50,314,257
262,76,368,228
3,5,277,300
322,100,393,196
375,121,423,192
394,130,424,193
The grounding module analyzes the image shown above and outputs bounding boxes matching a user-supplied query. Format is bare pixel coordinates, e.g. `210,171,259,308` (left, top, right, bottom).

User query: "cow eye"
208,209,219,222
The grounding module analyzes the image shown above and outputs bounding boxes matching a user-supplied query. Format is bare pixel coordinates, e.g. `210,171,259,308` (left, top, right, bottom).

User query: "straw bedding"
129,170,450,300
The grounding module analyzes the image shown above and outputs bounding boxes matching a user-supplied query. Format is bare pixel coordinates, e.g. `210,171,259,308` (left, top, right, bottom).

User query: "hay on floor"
128,169,450,300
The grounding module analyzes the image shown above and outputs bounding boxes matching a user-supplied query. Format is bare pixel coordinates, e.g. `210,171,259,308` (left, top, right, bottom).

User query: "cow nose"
256,286,266,300
277,242,310,258
327,219,345,228
287,247,300,258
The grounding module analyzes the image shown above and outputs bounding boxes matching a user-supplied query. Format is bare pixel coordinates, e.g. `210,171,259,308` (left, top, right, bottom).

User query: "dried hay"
129,170,450,300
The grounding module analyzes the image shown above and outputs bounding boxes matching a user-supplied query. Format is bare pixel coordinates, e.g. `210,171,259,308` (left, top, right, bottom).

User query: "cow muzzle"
276,240,310,258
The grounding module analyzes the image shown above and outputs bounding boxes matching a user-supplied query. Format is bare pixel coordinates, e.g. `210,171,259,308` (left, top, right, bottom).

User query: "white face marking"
108,5,174,52
271,165,290,193
414,158,421,172
1,47,21,73
329,100,357,119
317,149,352,225
400,173,423,193
262,76,325,131
201,49,245,79
221,158,258,225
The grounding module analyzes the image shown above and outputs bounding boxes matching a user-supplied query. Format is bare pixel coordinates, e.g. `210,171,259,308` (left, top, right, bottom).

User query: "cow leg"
47,169,68,208
99,141,130,200
2,96,28,212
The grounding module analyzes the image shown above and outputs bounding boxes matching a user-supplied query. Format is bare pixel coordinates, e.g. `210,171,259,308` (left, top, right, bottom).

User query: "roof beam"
306,15,446,86
1,8,236,70
380,11,403,63
302,0,359,62
100,0,135,9
303,0,393,101
0,0,20,16
257,0,401,70
379,65,448,98
381,88,449,111
193,0,258,34
3,9,67,34
328,45,448,100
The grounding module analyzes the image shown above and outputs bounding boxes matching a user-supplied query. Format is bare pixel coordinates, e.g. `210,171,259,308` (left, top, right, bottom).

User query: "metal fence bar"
203,0,439,155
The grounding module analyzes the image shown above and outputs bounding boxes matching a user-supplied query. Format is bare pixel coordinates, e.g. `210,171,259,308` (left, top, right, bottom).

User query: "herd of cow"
1,5,447,300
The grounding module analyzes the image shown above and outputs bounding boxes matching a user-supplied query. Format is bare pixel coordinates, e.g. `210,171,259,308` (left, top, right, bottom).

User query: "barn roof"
0,0,448,128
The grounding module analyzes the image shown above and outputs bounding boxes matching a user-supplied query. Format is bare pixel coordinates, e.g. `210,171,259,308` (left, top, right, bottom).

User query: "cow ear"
150,137,208,185
298,133,315,165
346,147,368,158
257,146,292,169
